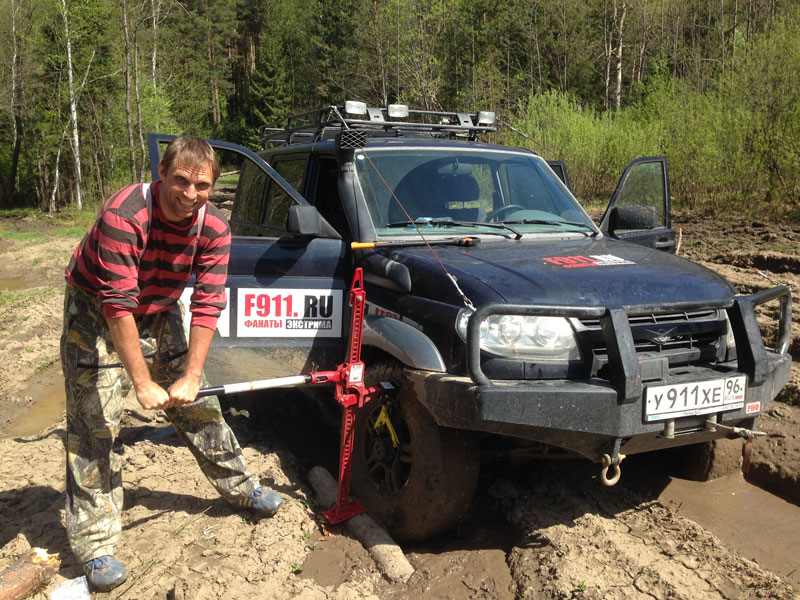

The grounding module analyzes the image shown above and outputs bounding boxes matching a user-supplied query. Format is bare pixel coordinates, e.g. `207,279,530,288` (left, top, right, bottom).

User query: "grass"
0,230,49,244
37,356,58,372
0,287,59,310
0,206,96,237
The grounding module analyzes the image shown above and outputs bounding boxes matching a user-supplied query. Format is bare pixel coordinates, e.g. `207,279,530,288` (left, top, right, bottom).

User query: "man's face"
157,161,215,223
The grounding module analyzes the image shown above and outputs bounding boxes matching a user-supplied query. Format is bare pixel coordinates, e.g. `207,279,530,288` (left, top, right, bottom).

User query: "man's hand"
135,379,172,410
168,374,202,407
106,314,175,411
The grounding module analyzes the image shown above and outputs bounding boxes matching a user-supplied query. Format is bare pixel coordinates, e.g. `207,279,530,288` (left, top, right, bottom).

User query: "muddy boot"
84,555,128,592
249,486,283,517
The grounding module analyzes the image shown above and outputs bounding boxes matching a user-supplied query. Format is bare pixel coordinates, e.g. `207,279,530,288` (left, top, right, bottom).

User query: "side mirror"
287,205,321,236
609,205,659,232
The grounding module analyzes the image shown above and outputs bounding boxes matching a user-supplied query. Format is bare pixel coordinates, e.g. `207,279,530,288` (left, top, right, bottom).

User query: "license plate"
645,375,746,422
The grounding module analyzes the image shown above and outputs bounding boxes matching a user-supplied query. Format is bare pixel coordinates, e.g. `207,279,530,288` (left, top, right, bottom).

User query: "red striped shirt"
66,182,231,330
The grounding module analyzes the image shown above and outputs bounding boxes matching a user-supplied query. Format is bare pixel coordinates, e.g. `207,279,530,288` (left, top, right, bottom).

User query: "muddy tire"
351,361,479,542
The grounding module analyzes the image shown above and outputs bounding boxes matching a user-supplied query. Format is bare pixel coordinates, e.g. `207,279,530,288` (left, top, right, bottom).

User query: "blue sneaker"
249,486,283,516
83,555,128,592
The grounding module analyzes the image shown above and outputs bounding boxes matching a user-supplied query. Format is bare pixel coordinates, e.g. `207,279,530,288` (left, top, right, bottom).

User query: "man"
61,136,282,592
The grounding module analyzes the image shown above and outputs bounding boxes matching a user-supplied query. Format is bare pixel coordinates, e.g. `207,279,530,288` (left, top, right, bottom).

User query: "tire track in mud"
493,463,793,600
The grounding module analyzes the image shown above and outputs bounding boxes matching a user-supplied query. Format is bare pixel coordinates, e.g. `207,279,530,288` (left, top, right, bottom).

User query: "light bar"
344,101,367,115
387,104,409,118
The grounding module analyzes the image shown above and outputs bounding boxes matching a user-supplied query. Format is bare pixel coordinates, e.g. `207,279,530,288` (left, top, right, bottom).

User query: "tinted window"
233,159,267,224
311,157,350,238
262,158,307,229
615,161,666,228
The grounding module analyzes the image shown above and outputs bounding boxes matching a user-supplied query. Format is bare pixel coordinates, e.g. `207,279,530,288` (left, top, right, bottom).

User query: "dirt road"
0,211,798,599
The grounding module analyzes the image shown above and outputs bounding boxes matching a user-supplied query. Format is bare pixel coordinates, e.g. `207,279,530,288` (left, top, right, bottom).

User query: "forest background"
0,0,798,219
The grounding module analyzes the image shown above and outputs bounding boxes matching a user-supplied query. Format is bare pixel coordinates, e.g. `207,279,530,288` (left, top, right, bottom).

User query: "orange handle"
351,241,377,250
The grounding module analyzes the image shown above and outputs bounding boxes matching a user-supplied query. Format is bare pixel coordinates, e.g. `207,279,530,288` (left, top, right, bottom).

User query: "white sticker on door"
180,287,231,337
237,288,343,337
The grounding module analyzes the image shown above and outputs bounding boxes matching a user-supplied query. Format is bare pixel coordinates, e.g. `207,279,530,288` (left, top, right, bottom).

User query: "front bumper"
415,286,792,461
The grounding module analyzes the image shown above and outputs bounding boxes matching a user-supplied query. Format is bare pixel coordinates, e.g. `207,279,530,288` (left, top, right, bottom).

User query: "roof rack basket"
260,104,496,147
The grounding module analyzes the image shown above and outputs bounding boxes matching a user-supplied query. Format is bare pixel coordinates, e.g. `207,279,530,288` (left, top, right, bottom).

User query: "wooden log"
308,466,415,583
0,548,61,600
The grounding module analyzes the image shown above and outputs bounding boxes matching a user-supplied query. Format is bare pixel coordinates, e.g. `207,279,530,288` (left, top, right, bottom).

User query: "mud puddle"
0,277,28,292
5,364,65,438
657,473,800,586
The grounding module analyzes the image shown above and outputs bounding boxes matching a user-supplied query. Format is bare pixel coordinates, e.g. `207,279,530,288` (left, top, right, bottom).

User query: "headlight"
456,310,580,361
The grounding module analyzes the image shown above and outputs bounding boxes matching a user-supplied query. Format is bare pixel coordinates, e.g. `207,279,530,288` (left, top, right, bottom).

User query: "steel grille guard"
466,285,792,402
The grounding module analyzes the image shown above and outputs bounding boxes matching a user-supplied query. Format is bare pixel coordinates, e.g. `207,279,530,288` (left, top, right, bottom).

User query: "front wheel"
351,362,479,542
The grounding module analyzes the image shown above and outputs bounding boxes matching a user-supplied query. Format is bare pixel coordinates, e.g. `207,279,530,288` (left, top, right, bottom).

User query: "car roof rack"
260,103,497,147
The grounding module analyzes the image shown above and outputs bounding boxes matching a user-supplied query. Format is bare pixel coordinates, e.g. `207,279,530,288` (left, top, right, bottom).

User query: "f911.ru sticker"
237,288,343,337
543,254,635,268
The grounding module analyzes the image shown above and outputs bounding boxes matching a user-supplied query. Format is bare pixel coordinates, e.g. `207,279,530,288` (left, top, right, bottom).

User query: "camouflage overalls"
61,284,260,562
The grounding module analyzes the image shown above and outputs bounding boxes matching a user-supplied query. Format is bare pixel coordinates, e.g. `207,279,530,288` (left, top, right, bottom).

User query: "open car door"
147,133,349,388
598,156,676,253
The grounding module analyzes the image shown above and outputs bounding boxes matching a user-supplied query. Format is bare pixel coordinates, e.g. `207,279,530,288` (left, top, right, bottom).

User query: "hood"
387,236,736,308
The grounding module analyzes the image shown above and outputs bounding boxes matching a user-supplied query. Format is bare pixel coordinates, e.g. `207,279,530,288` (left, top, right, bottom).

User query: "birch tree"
59,0,83,209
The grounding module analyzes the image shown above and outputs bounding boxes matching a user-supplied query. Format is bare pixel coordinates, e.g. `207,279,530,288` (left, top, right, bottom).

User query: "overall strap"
141,182,153,247
191,204,207,268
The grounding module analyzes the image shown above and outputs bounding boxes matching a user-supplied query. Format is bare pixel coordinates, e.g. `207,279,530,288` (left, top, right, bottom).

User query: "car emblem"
645,327,677,345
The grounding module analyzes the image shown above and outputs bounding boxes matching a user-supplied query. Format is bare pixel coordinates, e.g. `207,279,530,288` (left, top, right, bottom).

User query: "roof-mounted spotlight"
477,111,496,126
344,101,367,115
387,104,409,119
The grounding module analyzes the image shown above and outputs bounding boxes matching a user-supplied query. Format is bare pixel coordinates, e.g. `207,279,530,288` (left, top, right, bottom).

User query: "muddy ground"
0,210,798,599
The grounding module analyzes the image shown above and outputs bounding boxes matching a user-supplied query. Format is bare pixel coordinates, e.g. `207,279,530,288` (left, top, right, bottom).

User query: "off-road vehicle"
148,102,791,541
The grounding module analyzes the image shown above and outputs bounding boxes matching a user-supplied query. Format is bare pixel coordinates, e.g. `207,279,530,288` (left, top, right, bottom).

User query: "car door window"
261,158,307,230
598,156,675,252
610,160,667,229
311,157,351,239
233,159,268,224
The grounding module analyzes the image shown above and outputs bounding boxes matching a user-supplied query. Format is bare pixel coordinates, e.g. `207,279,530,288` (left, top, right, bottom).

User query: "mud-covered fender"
363,315,445,372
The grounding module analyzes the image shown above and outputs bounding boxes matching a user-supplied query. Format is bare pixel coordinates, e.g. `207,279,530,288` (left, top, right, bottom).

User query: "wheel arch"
363,315,446,372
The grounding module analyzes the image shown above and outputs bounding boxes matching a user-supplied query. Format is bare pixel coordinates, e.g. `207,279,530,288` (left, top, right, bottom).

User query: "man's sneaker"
250,486,283,516
83,555,128,592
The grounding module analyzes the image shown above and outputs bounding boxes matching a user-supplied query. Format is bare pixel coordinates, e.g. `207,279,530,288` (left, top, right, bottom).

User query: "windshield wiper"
387,219,523,240
501,219,599,236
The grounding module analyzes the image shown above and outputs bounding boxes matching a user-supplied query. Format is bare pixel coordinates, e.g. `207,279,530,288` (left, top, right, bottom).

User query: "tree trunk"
60,0,83,209
50,145,62,214
151,0,160,86
133,16,146,181
614,0,627,111
122,0,137,182
0,548,60,600
6,0,23,205
602,2,612,110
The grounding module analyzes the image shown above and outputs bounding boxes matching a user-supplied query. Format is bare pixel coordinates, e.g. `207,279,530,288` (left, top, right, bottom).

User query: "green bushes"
508,13,800,221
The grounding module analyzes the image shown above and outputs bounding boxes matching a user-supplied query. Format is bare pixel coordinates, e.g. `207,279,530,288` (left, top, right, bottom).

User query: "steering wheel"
487,204,527,222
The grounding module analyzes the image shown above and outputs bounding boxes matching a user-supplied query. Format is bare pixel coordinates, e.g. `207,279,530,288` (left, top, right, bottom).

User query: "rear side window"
262,158,307,229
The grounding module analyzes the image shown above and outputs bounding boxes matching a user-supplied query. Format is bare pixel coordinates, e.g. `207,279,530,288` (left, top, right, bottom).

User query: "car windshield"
353,147,596,239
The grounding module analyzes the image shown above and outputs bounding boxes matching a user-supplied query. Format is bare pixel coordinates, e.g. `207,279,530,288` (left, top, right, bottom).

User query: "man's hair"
160,136,220,182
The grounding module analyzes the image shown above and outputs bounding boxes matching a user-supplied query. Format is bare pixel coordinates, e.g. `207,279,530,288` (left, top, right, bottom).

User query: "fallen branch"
308,466,414,583
0,548,60,600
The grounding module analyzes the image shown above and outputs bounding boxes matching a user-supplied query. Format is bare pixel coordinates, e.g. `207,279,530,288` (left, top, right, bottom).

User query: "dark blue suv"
148,103,791,541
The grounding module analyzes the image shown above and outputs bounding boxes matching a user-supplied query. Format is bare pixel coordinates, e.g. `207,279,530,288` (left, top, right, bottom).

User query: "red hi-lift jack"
196,268,383,524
